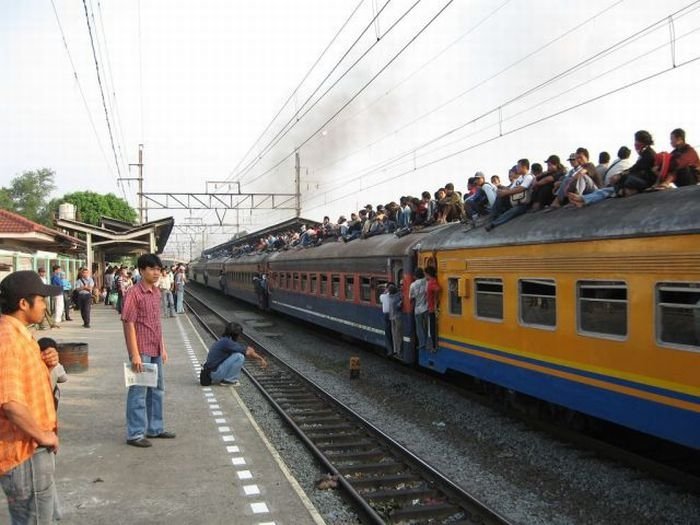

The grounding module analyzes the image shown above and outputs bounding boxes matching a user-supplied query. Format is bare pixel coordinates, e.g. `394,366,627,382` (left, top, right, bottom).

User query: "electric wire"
303,54,700,213
233,0,395,185
81,0,123,181
310,0,625,182
242,0,456,190
49,0,124,197
227,0,366,181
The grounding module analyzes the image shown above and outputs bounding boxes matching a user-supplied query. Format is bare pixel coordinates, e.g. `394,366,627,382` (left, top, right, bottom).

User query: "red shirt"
426,277,441,313
121,281,163,357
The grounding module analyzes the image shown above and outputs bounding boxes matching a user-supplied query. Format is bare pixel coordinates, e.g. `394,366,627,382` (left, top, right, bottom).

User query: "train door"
391,258,417,365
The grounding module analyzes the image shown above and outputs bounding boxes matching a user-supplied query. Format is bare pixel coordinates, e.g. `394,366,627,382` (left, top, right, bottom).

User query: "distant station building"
0,208,86,281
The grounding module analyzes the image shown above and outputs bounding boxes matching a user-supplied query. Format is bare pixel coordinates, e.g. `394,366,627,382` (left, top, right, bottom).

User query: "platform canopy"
55,215,173,269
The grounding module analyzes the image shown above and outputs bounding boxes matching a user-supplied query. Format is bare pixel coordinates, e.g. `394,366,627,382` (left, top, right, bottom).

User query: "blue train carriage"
266,228,444,363
204,255,229,291
222,251,269,307
417,186,700,449
188,258,207,285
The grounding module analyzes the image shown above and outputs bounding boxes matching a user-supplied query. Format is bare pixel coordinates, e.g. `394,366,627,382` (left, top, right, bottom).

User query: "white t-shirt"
379,292,392,314
409,278,428,314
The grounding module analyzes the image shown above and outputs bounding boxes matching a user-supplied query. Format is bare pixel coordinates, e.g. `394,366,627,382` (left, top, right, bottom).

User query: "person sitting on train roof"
603,146,634,186
550,147,599,209
529,155,566,212
485,158,535,232
568,130,661,208
464,172,497,224
595,151,611,183
436,183,464,224
667,128,699,186
491,174,506,190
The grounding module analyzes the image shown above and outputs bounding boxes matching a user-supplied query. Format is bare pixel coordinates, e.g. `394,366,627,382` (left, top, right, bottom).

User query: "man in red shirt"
0,270,62,522
122,254,176,448
425,266,441,352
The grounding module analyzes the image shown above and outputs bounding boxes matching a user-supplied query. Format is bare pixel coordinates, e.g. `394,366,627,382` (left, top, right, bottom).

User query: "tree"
45,191,137,226
1,168,56,223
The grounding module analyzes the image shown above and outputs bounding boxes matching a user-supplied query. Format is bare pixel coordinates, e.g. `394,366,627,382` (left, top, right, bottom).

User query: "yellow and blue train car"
418,187,700,449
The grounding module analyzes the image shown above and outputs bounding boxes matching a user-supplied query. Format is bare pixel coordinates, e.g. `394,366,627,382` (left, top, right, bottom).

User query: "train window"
293,273,300,290
360,277,371,302
301,273,308,292
577,281,627,338
310,273,318,294
286,272,292,289
448,278,462,315
475,278,503,320
345,276,354,301
320,274,328,295
656,282,700,349
331,275,340,298
374,279,388,304
519,279,556,328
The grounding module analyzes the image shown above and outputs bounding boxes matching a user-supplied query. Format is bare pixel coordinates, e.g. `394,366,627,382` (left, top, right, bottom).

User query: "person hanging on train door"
409,268,429,354
425,266,440,352
379,283,396,357
388,284,403,358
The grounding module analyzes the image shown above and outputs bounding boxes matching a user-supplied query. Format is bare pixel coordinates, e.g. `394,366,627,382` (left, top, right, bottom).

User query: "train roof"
420,185,700,252
268,222,451,263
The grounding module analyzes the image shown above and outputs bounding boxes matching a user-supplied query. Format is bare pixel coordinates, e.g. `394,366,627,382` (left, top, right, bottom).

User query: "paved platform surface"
0,306,325,525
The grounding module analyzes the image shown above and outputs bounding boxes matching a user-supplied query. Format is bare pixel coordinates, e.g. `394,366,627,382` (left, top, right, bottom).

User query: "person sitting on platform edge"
203,321,268,386
122,253,176,448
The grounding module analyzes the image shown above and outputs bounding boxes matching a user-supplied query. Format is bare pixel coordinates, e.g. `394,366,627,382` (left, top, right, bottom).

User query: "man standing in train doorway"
122,253,176,448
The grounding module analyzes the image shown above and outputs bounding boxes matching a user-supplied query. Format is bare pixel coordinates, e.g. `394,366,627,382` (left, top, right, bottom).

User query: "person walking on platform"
74,267,94,328
174,267,186,313
51,265,65,326
61,272,73,322
0,270,63,523
37,268,59,330
122,254,176,448
203,322,267,386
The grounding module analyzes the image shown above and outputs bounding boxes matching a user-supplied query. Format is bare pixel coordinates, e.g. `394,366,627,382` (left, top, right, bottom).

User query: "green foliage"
1,168,56,223
47,191,137,226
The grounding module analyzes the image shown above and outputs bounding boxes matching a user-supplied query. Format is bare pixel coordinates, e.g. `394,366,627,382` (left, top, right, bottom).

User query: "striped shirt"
121,281,163,357
0,315,57,474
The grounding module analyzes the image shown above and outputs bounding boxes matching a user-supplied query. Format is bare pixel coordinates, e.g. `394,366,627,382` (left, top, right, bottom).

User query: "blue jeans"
210,353,245,383
161,290,175,317
583,186,615,205
1,448,57,524
414,311,428,352
126,354,164,440
175,286,185,313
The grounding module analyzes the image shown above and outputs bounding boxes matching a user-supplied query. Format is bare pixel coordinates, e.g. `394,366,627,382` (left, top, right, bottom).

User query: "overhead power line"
81,0,123,180
243,0,456,189
50,0,124,197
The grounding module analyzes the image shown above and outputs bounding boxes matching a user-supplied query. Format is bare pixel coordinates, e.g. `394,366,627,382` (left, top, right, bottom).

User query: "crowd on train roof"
206,128,698,259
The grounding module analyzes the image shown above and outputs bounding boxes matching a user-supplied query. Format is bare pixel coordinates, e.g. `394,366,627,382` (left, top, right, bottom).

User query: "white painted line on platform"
207,399,217,404
243,484,260,496
231,457,246,466
218,426,231,433
215,418,226,424
226,446,240,453
257,522,276,525
204,393,214,397
237,470,253,480
210,404,220,409
250,502,269,514
211,410,223,416
222,435,235,442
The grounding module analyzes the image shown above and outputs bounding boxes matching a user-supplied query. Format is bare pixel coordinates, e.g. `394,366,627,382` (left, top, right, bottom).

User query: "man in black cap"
0,270,63,523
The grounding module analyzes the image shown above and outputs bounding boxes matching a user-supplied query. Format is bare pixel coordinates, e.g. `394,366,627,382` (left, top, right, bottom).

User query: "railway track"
185,288,511,525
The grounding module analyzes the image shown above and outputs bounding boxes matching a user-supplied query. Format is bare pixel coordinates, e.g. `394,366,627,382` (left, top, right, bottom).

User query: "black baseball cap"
0,270,62,304
545,154,560,164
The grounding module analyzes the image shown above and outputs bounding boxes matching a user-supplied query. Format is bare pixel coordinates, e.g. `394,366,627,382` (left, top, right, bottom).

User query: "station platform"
0,306,326,525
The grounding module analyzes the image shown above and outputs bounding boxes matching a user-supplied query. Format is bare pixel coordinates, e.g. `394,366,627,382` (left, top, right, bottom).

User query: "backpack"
199,365,213,386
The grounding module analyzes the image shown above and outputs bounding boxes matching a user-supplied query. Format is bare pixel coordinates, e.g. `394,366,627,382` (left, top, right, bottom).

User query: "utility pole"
122,144,146,224
295,150,301,218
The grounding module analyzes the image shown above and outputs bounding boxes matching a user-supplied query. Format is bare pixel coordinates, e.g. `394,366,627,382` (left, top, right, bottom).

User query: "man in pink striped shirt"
121,254,176,448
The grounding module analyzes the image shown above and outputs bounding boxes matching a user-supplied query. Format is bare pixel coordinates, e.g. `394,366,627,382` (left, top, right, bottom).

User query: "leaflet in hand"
124,362,158,388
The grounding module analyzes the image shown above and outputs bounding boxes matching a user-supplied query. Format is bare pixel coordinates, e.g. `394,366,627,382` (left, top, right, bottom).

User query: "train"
189,186,700,449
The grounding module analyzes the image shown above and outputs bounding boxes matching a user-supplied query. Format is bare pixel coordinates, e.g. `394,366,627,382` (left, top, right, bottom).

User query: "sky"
1,0,699,260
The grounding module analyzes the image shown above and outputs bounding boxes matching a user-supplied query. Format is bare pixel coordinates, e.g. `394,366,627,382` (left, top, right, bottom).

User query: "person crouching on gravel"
204,322,267,386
